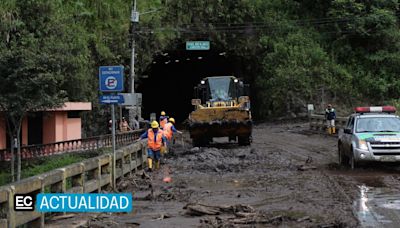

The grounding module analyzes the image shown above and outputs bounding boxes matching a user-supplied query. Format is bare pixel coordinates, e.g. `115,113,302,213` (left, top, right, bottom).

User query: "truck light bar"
354,106,396,113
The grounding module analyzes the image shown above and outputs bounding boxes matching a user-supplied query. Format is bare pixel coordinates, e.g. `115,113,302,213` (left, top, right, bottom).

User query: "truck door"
343,116,355,154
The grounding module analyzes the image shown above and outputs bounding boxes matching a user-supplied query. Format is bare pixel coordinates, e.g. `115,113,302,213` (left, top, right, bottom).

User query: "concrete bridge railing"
0,141,147,228
0,130,144,161
309,114,348,132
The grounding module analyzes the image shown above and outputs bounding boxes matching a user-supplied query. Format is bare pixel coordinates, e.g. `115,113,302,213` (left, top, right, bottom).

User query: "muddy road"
48,122,400,227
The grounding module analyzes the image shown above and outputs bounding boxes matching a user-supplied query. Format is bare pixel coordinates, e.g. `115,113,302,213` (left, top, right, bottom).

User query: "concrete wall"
309,114,348,131
42,113,56,144
0,101,91,148
51,102,91,111
1,110,84,147
66,118,81,141
55,112,66,142
43,112,83,144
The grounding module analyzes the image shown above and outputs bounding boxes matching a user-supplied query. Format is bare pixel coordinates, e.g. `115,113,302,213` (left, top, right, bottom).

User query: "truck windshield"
208,77,232,101
356,117,400,132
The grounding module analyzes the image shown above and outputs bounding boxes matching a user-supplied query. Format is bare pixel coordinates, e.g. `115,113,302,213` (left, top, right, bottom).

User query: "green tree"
256,30,352,116
0,0,92,180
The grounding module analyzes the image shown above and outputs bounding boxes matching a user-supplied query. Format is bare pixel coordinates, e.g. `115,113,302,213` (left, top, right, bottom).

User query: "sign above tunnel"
186,41,210,50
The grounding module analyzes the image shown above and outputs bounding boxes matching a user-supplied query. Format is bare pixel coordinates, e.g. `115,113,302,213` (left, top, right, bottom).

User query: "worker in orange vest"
139,121,166,171
163,118,182,146
159,111,169,130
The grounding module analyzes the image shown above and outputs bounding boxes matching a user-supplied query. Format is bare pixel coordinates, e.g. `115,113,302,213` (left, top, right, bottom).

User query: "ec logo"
105,76,118,90
14,194,34,211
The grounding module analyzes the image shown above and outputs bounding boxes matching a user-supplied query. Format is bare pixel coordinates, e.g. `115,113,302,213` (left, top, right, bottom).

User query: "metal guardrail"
0,141,147,227
0,130,144,161
309,114,348,131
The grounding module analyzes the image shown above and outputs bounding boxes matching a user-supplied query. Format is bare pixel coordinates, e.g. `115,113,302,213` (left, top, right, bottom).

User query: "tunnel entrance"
138,47,244,123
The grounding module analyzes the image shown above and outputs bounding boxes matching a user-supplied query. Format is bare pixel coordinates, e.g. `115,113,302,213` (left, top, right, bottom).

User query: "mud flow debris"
47,123,400,227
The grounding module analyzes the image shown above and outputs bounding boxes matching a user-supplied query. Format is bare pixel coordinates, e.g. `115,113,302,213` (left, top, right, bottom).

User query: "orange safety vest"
163,122,173,140
147,129,163,151
160,117,168,129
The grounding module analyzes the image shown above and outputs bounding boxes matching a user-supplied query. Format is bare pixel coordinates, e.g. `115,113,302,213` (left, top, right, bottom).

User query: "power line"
157,3,400,26
134,11,400,35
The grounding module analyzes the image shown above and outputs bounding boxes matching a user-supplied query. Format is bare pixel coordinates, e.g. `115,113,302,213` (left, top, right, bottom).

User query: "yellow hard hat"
169,118,175,123
151,121,159,128
161,111,166,116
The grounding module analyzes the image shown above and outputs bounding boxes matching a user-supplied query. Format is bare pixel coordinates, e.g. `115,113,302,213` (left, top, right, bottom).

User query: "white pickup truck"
338,106,400,169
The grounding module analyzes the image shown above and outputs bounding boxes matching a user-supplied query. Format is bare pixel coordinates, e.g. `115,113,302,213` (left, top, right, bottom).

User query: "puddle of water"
356,177,386,188
327,165,400,177
381,199,400,210
354,185,388,227
354,184,400,227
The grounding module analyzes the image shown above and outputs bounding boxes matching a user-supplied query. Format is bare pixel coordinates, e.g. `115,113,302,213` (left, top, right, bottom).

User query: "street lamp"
129,0,139,126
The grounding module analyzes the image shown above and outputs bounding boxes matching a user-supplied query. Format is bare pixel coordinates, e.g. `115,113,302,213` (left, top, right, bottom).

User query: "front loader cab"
193,76,249,108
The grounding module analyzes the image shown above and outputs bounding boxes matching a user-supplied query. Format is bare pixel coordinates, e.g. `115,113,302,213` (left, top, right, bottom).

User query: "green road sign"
186,41,210,50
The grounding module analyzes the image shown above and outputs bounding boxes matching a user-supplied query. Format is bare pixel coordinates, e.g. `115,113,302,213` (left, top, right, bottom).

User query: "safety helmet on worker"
161,111,166,116
169,118,175,124
151,121,159,128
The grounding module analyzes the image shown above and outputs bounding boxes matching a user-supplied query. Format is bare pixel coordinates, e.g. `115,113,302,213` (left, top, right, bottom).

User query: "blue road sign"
99,66,124,92
100,95,125,104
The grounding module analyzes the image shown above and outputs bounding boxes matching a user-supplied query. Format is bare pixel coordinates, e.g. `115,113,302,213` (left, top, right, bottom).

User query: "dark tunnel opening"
137,48,245,124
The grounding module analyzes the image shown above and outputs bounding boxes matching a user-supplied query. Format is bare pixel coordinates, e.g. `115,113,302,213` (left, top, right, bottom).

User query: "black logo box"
14,194,35,211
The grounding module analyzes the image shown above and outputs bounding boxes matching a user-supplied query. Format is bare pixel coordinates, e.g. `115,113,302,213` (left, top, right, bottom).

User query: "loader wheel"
192,138,208,147
192,138,201,147
238,136,251,146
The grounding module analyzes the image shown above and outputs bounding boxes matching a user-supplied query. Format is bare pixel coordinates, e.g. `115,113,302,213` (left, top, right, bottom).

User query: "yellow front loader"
188,76,252,146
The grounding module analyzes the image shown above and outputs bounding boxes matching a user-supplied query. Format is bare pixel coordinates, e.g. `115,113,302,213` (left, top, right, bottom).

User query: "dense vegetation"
1,0,400,125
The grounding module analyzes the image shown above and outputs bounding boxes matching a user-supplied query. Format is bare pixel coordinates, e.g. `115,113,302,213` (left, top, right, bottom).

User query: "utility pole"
111,103,116,188
129,0,140,126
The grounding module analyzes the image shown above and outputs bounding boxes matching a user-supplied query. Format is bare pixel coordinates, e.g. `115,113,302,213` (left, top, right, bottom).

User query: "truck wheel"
349,152,357,170
338,144,348,166
238,136,251,146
